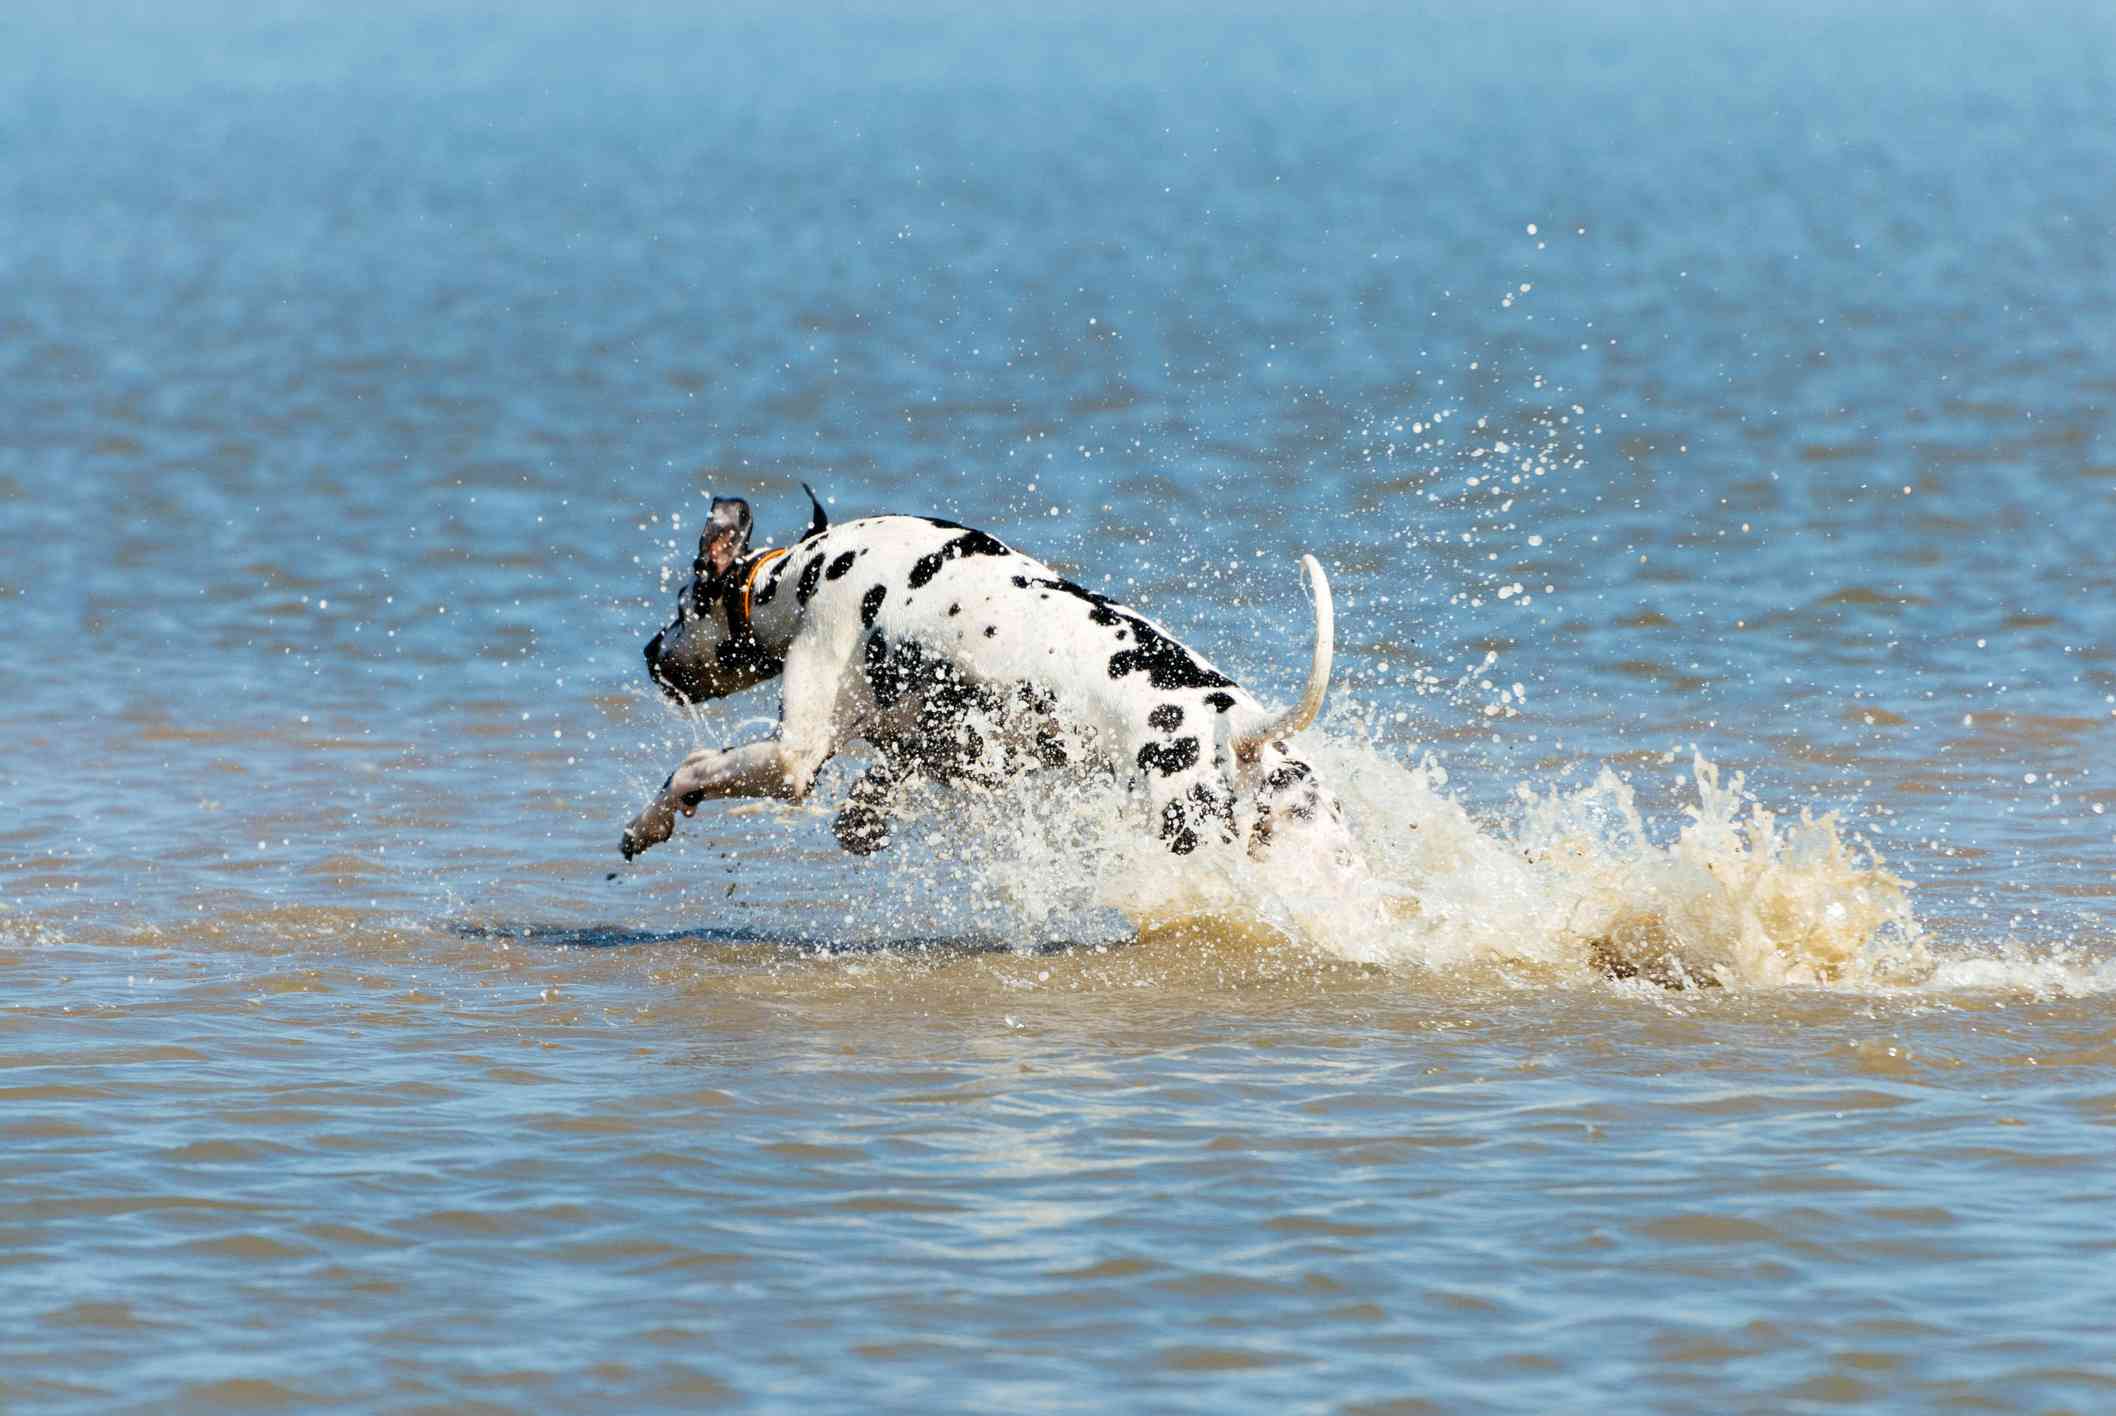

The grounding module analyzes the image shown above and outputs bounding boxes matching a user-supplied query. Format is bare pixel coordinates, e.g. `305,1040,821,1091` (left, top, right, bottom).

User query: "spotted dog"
620,488,1347,865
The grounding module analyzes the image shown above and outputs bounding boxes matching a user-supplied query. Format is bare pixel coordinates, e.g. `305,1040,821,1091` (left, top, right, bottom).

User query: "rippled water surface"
5,1,2115,1409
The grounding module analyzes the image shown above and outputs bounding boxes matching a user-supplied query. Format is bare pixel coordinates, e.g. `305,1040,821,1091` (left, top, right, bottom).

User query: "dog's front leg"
618,741,802,860
619,633,848,861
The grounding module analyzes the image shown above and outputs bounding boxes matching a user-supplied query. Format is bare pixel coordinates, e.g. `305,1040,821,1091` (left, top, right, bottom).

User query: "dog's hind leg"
620,629,851,861
832,755,905,855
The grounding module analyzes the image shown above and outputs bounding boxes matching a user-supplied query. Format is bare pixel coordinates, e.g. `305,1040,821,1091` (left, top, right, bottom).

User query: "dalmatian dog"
620,488,1351,867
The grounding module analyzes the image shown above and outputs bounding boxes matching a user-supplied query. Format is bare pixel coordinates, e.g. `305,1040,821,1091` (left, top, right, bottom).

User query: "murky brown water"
5,1,2114,1409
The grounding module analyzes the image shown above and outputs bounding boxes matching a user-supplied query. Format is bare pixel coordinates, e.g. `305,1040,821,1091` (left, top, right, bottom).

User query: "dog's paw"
831,800,894,855
620,807,674,860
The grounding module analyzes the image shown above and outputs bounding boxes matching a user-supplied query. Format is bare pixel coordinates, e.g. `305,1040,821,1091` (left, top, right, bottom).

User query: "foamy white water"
898,731,1938,989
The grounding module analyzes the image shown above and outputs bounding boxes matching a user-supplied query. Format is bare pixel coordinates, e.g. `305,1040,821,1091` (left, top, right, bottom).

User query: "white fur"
622,514,1348,865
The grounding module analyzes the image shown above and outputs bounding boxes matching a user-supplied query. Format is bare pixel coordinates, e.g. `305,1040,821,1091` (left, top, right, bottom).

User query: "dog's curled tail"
1234,554,1334,760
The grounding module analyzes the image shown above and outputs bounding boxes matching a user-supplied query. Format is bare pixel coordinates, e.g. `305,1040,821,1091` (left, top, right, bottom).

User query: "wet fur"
623,513,1347,864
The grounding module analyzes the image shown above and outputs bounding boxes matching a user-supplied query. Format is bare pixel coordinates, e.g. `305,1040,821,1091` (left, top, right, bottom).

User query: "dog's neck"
732,547,791,639
686,547,793,686
719,550,799,664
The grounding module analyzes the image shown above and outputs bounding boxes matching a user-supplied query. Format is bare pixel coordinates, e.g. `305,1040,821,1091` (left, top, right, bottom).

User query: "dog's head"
643,496,778,704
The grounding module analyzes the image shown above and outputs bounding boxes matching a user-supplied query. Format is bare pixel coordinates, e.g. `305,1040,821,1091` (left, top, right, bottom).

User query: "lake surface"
4,1,2114,1409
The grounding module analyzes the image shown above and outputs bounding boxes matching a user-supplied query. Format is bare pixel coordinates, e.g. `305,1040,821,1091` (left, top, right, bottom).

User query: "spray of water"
865,721,1952,991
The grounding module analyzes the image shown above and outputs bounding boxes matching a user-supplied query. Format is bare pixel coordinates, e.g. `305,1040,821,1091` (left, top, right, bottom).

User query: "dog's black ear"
699,497,753,580
799,483,829,543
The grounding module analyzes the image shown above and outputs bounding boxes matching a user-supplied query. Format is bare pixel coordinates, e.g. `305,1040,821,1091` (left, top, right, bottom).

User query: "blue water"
4,2,2114,1409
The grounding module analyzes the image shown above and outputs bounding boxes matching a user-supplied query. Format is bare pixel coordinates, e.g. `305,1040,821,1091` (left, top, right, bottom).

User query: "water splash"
903,729,1970,991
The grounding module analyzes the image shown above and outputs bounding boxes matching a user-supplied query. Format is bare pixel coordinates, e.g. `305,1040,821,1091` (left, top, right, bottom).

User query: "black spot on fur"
752,559,786,608
863,630,902,708
1205,692,1236,713
1011,575,1235,692
826,550,857,581
983,625,997,638
1147,704,1184,733
796,555,824,607
1035,727,1070,768
1011,575,1029,589
1136,736,1200,777
1255,757,1333,836
908,530,1010,590
1029,577,1121,628
1159,800,1199,854
860,583,887,628
864,632,969,720
1263,761,1312,792
1108,631,1233,692
1190,782,1237,844
947,603,961,616
863,653,1020,792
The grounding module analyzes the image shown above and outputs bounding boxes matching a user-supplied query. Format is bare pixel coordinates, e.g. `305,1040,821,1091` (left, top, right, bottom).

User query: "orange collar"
740,547,791,626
